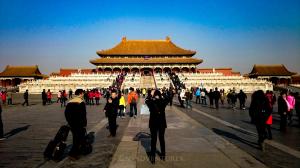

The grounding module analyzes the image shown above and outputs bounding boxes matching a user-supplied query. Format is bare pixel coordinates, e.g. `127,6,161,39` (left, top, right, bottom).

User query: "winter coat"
64,96,87,128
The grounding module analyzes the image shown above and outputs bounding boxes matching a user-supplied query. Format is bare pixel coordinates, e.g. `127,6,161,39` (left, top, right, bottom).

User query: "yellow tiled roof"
96,37,196,56
0,65,45,78
249,64,296,76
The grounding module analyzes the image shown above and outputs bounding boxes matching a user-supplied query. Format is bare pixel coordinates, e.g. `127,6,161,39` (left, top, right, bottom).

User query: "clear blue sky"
0,0,299,74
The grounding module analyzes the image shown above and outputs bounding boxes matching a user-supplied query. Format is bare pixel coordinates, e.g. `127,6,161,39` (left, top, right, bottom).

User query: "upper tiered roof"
96,36,196,56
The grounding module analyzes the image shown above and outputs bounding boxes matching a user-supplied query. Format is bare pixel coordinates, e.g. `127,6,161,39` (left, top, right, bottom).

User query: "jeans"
130,103,137,116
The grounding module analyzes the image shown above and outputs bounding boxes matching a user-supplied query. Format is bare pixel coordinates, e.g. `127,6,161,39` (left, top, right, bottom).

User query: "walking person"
238,90,247,110
145,89,169,164
214,87,221,109
22,90,29,106
278,90,289,132
64,89,87,160
104,90,119,137
42,89,47,106
249,90,270,148
127,87,138,118
0,104,5,140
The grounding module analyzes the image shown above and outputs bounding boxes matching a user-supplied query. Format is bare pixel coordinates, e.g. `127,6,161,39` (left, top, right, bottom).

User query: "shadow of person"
4,125,31,139
212,128,261,150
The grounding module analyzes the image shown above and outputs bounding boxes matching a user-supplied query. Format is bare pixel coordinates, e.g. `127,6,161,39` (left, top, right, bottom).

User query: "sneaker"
134,115,136,118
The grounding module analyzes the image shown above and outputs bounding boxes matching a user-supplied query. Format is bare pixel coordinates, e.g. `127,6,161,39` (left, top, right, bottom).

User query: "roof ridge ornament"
122,36,127,42
166,36,171,42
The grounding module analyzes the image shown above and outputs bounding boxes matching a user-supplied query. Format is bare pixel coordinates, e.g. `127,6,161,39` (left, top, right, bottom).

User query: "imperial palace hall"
90,36,202,75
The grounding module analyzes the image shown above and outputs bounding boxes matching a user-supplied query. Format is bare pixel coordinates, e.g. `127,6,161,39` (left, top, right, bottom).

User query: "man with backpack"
127,87,138,118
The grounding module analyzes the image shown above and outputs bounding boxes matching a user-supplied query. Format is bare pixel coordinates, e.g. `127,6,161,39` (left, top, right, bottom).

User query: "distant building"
248,64,296,85
50,68,96,77
197,68,241,76
0,65,46,87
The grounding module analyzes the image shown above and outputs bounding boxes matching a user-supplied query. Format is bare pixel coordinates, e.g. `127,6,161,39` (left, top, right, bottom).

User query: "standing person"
231,89,238,109
1,91,6,105
213,87,221,109
265,91,275,140
57,91,61,103
7,91,12,105
286,91,295,126
278,90,289,132
0,104,5,140
201,88,207,105
185,89,192,109
179,88,186,108
47,89,52,104
249,90,270,148
294,92,300,126
208,89,214,108
118,93,126,118
42,89,47,106
220,89,225,105
61,90,67,107
167,88,174,106
69,89,73,99
95,89,100,105
238,90,247,110
142,88,147,98
64,89,87,160
127,87,138,118
88,90,94,105
22,90,29,106
104,90,119,137
145,89,169,164
195,88,201,104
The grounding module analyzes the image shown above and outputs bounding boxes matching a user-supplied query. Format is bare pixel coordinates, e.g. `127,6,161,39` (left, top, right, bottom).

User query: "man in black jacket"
64,89,87,159
104,90,119,137
146,89,169,164
213,87,221,109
